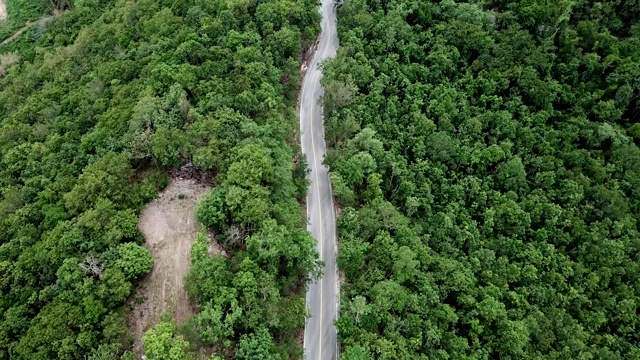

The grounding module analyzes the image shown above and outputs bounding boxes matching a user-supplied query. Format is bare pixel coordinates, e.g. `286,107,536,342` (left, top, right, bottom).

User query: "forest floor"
0,0,6,21
127,178,211,357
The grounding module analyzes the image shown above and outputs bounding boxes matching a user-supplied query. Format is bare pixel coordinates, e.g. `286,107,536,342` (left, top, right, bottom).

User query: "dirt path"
0,15,56,47
127,179,211,357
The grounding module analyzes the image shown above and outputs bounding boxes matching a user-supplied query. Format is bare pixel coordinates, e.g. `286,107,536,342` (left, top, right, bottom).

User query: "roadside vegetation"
0,0,320,358
323,0,640,358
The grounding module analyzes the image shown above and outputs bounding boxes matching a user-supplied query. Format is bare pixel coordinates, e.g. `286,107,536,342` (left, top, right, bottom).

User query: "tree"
87,343,120,360
142,317,191,360
245,220,320,281
97,268,132,308
197,300,241,347
495,156,528,194
235,328,282,360
342,345,373,360
63,153,134,215
152,128,188,167
350,296,370,325
114,243,153,281
323,77,358,114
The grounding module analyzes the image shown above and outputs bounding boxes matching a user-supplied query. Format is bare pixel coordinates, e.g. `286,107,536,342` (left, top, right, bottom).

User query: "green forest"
0,0,320,358
323,0,640,359
3,0,640,359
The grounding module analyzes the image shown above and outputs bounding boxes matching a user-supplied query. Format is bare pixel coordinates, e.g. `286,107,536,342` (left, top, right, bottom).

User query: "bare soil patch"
299,39,319,81
127,178,211,356
0,0,6,21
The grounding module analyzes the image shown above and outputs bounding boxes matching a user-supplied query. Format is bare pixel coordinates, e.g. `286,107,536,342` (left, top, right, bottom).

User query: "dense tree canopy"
324,0,640,358
0,0,320,358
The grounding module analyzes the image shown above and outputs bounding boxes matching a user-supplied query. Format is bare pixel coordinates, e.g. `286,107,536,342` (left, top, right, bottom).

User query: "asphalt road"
300,0,339,359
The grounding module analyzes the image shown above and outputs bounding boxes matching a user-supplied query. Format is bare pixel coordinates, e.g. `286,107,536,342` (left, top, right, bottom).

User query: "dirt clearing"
0,0,7,21
127,178,211,356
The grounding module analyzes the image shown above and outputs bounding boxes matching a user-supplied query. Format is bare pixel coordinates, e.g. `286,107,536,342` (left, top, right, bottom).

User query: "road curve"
300,0,339,359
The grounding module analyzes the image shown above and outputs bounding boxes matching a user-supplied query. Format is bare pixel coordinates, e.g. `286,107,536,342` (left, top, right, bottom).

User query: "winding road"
300,0,339,359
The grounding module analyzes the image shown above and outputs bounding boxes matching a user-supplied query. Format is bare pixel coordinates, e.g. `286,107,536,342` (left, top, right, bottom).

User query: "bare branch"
79,254,104,277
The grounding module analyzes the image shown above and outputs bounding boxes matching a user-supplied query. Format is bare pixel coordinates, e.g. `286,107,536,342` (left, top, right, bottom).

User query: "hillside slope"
0,0,321,358
324,0,640,358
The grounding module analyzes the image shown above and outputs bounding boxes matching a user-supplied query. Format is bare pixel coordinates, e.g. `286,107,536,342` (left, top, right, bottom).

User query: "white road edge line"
310,81,326,360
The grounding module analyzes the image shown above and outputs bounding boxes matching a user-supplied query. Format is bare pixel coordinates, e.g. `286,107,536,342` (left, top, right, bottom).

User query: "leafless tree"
79,254,104,278
226,223,249,248
48,0,70,14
